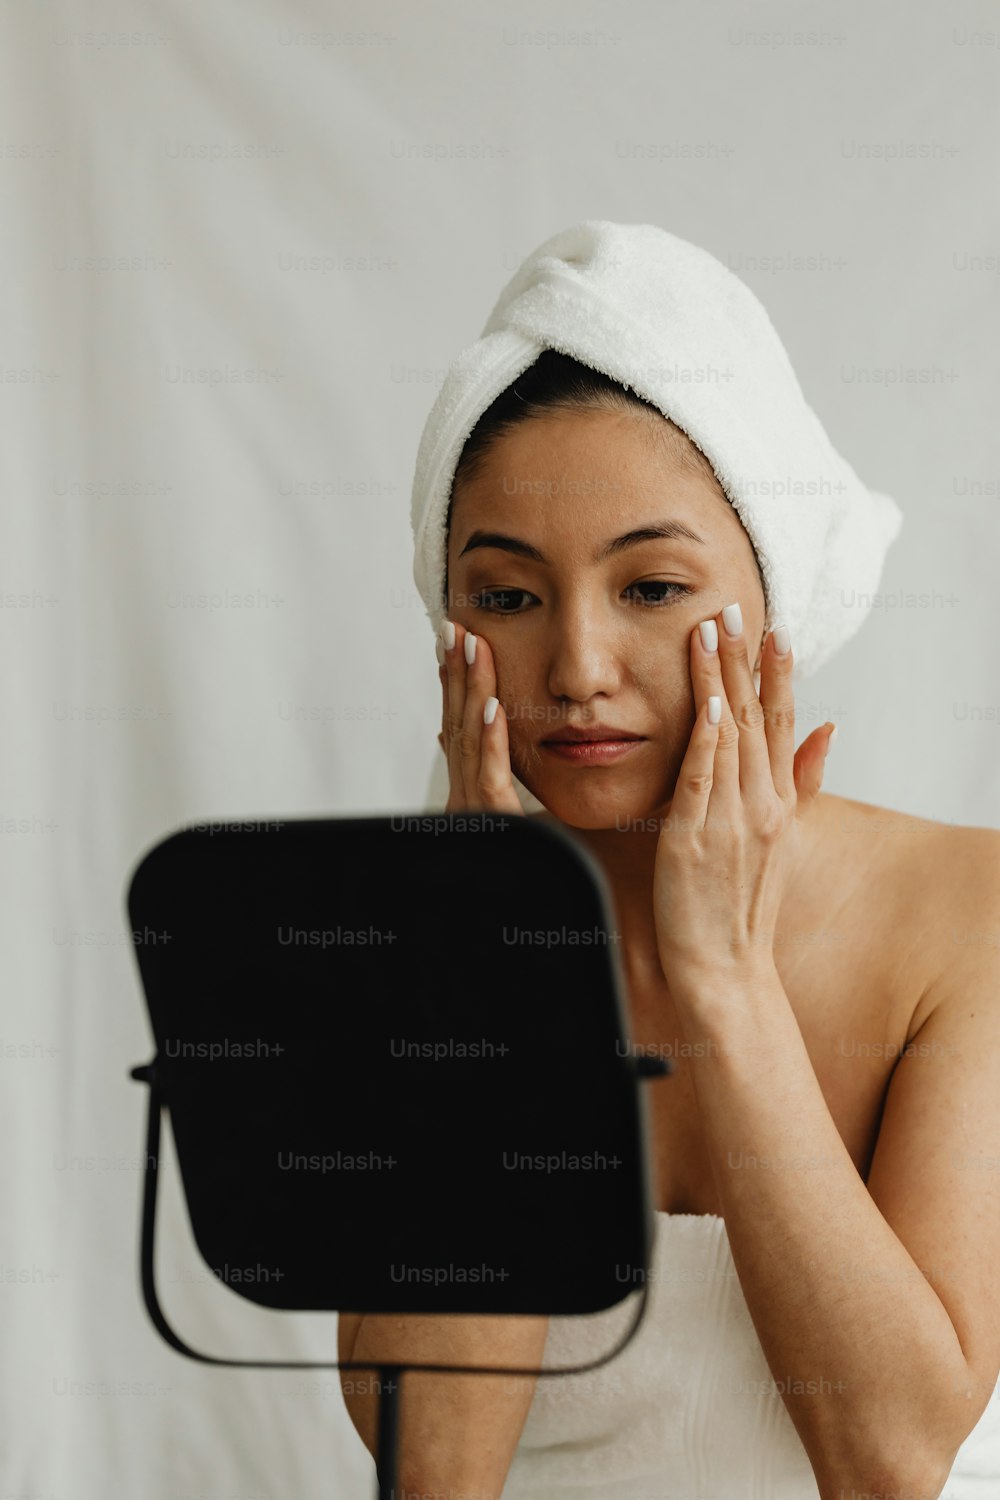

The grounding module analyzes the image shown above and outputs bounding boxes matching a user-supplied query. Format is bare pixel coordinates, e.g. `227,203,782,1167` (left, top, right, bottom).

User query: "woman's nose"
544,616,626,703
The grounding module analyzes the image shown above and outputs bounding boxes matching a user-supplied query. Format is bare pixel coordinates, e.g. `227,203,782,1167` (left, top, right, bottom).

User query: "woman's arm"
338,1310,549,1499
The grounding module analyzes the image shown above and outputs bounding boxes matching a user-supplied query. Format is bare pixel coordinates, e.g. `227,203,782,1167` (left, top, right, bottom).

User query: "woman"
340,225,1000,1499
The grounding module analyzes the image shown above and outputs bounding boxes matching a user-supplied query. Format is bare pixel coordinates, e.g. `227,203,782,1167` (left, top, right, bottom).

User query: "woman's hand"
438,620,525,815
653,604,836,996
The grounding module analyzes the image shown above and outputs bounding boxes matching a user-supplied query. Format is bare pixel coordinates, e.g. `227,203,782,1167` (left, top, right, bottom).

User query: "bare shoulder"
818,789,1000,874
917,813,1000,1020
818,793,1000,1034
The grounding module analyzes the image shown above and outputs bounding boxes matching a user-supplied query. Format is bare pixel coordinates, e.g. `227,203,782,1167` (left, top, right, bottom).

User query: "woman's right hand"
438,619,525,816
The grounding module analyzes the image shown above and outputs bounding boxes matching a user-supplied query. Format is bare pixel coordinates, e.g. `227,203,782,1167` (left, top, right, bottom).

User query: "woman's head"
444,351,768,828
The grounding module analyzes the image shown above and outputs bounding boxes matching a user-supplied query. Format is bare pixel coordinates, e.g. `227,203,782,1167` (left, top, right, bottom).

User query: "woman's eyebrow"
457,519,706,565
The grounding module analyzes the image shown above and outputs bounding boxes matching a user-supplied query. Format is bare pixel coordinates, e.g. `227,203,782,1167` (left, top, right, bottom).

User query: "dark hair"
443,349,731,608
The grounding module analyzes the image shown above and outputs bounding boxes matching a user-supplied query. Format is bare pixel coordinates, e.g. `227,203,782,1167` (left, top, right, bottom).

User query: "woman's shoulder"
818,790,1000,865
819,792,1000,1033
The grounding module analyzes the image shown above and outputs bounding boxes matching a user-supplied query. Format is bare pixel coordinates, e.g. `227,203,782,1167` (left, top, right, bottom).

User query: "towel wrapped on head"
410,218,903,683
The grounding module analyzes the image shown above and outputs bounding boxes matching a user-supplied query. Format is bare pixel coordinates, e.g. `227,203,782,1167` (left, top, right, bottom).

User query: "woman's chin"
518,774,674,830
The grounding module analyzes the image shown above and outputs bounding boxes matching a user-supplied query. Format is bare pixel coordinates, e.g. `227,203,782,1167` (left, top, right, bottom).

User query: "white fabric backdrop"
2,0,998,1494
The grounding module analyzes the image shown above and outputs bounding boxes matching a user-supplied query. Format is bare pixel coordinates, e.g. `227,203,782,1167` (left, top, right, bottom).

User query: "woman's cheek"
632,663,693,717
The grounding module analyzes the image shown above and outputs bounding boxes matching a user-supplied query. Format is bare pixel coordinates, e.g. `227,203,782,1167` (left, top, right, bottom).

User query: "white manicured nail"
484,696,499,725
465,632,477,665
699,619,718,653
722,602,742,637
435,635,445,666
828,724,839,748
442,620,456,651
708,696,722,725
772,623,791,656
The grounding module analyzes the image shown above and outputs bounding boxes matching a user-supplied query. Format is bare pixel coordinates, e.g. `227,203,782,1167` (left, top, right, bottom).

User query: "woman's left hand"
653,603,836,996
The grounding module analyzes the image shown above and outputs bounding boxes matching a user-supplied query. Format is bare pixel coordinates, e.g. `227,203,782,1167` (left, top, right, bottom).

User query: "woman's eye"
624,580,691,606
472,588,533,614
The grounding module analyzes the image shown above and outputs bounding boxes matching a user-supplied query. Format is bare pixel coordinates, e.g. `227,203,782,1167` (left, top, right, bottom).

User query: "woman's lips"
541,739,647,765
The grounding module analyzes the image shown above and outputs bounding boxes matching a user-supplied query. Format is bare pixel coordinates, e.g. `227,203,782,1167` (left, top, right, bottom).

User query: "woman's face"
445,404,767,828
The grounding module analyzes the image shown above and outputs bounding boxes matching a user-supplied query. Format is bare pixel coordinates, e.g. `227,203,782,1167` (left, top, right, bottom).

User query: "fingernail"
708,695,722,724
484,696,499,725
442,620,456,651
435,635,445,666
828,723,838,749
772,623,791,656
722,602,742,637
465,632,477,665
698,619,718,653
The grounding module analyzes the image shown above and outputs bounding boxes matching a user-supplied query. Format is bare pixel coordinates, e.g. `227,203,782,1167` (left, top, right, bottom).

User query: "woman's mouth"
541,737,647,765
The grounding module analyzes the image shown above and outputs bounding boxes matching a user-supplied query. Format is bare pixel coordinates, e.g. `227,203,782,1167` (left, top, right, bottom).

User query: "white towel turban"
410,219,904,683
